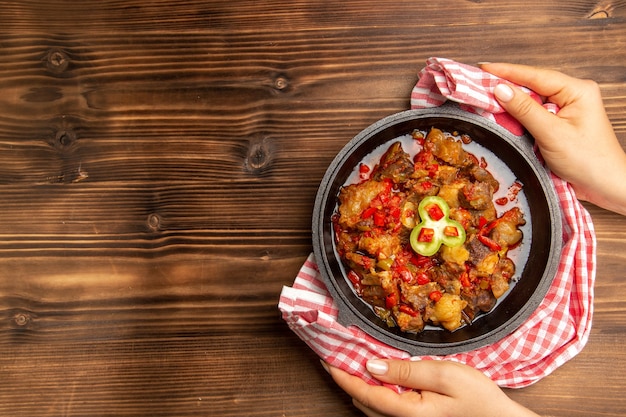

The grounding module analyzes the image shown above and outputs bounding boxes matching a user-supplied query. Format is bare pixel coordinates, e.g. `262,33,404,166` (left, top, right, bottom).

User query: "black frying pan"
312,103,562,355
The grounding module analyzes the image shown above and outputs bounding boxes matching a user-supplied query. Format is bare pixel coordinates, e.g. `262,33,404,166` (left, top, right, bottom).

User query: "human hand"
480,62,626,216
323,359,539,417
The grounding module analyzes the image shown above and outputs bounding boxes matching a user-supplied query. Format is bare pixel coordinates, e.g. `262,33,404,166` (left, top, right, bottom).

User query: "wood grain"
0,1,625,416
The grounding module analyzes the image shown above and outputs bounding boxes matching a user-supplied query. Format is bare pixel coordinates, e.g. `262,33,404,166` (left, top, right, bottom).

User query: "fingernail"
494,83,514,102
477,61,491,66
320,360,331,374
366,359,389,375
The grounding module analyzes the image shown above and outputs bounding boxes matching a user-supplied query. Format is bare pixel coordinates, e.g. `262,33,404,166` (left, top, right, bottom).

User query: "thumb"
493,83,559,139
367,359,477,395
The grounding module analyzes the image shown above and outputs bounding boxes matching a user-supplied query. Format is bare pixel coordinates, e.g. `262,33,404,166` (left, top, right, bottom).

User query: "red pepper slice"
361,206,376,219
480,219,498,235
347,270,361,285
417,227,435,243
478,216,489,229
416,272,430,285
358,163,370,180
396,266,413,283
427,163,439,178
429,291,442,302
399,304,419,317
460,271,471,288
410,254,432,268
426,204,444,221
443,225,459,237
495,197,509,206
478,234,502,251
385,293,398,309
373,211,386,227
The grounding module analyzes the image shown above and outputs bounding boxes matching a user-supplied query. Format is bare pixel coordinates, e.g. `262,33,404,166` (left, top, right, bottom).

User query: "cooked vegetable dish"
333,128,526,333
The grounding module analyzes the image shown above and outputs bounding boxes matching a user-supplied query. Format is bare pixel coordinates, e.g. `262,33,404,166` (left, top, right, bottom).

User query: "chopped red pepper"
429,291,442,302
479,219,498,236
382,179,393,194
417,227,435,243
495,197,509,206
347,270,363,294
426,204,444,221
399,304,419,317
361,206,376,219
427,163,439,178
397,267,413,283
410,254,432,268
443,225,459,237
460,271,471,288
389,206,401,220
347,270,361,285
373,211,386,227
478,234,502,251
414,150,433,165
478,216,489,229
385,293,398,309
359,163,370,180
416,272,430,285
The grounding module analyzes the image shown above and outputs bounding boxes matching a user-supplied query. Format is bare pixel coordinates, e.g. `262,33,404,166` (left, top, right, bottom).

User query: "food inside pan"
332,127,530,333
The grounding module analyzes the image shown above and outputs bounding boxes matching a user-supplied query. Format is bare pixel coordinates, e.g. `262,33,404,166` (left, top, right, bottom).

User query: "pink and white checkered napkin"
278,58,596,391
411,57,559,135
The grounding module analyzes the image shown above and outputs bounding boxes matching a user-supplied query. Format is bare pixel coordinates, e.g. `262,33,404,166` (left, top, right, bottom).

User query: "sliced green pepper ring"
410,196,466,256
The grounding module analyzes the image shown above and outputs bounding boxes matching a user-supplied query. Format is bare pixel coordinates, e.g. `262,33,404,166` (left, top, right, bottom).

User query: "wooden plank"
0,0,625,31
0,1,625,416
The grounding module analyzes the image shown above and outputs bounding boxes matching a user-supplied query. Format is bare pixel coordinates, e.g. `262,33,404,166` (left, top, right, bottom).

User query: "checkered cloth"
278,57,596,391
411,57,560,135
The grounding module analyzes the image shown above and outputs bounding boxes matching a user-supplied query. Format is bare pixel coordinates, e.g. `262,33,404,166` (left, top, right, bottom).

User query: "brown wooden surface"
1,1,626,416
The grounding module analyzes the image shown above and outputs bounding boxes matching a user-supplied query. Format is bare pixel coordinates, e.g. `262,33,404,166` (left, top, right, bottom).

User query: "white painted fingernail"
320,360,331,374
494,83,514,102
366,359,389,375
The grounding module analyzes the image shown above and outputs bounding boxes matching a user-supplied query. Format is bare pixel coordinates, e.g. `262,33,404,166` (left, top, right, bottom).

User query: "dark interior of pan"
312,103,562,356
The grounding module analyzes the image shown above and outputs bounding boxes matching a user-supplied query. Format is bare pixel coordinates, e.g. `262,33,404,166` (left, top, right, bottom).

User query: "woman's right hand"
481,63,626,216
324,359,539,417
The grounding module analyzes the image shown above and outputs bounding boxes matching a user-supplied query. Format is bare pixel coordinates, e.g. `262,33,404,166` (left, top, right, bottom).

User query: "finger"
480,62,576,101
325,363,431,416
324,363,400,407
491,82,562,140
482,62,604,113
367,359,485,396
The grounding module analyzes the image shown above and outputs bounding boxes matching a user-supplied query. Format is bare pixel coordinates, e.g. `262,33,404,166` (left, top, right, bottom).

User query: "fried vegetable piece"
432,293,468,331
337,180,388,229
373,141,415,183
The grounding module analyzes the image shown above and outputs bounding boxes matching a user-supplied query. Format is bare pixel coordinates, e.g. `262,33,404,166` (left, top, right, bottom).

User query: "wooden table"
1,1,625,416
